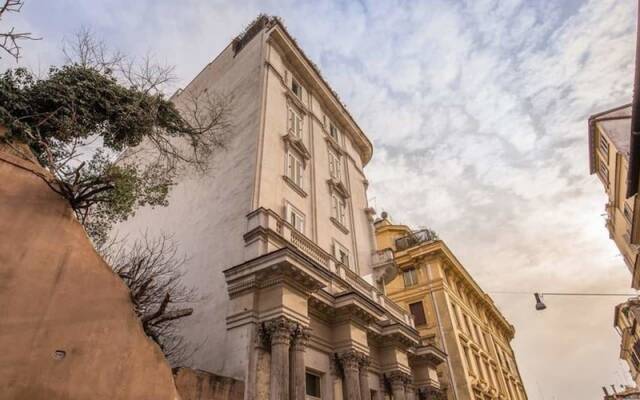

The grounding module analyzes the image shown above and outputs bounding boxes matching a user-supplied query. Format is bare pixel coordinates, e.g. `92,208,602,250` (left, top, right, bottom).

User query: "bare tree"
0,0,38,60
101,234,196,365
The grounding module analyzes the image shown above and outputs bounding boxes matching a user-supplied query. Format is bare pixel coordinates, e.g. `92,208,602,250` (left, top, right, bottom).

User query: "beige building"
118,15,446,400
588,104,640,287
614,297,640,388
375,217,528,400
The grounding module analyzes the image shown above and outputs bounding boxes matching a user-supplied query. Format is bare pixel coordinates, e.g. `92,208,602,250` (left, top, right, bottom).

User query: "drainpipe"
626,0,640,198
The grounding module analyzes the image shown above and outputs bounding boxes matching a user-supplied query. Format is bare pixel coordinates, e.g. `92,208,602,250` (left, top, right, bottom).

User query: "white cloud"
3,0,637,397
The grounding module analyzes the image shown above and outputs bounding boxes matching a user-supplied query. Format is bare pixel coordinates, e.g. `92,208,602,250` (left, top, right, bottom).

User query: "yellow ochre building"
375,215,528,400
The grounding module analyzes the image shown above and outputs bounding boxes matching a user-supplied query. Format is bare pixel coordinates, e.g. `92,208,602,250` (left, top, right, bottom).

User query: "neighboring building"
603,385,640,400
118,15,446,400
588,105,640,287
375,217,528,400
614,297,640,387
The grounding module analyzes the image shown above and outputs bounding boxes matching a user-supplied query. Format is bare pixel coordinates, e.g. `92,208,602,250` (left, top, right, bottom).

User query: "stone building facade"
588,104,640,287
614,297,640,388
375,217,528,400
117,16,445,400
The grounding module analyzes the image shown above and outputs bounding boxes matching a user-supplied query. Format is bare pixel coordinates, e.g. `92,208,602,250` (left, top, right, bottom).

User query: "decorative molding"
282,132,311,160
282,175,308,198
328,177,350,198
330,216,350,234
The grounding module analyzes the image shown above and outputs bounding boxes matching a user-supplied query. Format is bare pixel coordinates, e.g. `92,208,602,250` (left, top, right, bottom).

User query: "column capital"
264,317,297,346
291,325,311,351
387,370,411,387
339,350,362,372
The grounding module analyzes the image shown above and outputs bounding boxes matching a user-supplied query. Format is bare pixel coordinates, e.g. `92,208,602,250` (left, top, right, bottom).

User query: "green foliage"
0,65,230,245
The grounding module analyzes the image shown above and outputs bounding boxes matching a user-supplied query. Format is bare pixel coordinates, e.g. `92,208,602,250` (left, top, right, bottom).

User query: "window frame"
287,106,303,138
409,301,427,326
285,202,305,233
329,121,339,142
291,77,303,99
402,267,418,287
333,240,350,268
328,148,342,181
286,151,304,189
331,192,347,226
305,370,322,399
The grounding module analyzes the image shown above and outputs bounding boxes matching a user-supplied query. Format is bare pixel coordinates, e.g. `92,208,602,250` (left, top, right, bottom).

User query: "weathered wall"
0,147,180,400
174,368,244,400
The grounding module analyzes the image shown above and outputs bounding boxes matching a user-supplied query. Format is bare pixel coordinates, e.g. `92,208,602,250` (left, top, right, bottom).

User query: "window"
287,107,303,138
625,203,633,223
331,193,346,225
292,78,302,98
305,372,321,398
474,354,484,380
334,241,350,267
328,149,341,181
463,314,472,336
599,133,609,157
463,345,474,375
329,122,339,141
409,301,427,326
287,152,304,188
285,203,305,233
403,268,418,287
451,303,462,329
598,159,609,184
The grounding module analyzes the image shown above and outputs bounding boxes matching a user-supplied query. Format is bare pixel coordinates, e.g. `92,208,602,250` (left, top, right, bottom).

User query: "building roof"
588,104,632,173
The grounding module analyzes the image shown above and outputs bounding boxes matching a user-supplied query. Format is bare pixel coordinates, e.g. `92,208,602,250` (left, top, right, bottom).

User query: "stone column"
267,317,294,400
359,355,371,400
339,351,362,400
290,325,309,400
389,372,407,400
377,375,386,400
405,383,416,400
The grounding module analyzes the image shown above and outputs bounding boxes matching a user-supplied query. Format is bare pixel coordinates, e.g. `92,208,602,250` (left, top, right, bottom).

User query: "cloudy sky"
3,0,639,398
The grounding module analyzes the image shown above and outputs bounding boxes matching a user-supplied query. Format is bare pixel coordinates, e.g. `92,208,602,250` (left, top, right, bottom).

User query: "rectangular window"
285,203,305,233
474,354,484,380
409,301,427,326
305,372,321,398
292,77,302,98
599,134,609,157
403,268,418,287
625,203,633,223
598,159,609,184
329,122,339,141
463,346,474,375
334,241,350,268
451,303,462,329
328,149,341,181
287,107,303,138
331,193,346,225
287,152,304,188
463,314,472,336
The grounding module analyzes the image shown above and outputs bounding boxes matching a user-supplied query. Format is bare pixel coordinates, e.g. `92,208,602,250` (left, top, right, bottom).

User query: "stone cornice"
265,22,373,166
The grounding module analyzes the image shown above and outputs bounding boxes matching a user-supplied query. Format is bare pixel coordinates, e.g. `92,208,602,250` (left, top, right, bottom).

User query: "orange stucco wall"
0,146,180,400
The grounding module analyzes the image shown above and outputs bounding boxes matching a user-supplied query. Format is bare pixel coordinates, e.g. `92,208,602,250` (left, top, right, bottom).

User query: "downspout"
626,0,640,198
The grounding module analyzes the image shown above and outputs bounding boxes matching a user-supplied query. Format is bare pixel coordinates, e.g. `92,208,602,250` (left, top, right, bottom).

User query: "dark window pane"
409,301,427,326
306,372,321,397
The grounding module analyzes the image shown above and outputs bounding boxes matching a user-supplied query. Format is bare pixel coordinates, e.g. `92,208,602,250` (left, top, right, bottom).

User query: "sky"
2,0,639,398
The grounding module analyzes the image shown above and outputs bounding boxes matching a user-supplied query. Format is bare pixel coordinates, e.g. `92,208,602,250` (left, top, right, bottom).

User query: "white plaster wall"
114,30,265,380
258,41,376,276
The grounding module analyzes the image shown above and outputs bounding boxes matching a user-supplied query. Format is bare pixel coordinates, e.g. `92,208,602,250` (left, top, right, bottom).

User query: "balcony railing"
395,229,438,251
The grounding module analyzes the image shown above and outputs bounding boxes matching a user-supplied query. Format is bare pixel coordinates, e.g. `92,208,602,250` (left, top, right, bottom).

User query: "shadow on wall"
0,141,181,400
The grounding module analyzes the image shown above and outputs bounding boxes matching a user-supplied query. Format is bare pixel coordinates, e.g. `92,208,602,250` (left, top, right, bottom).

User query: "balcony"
395,229,438,251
